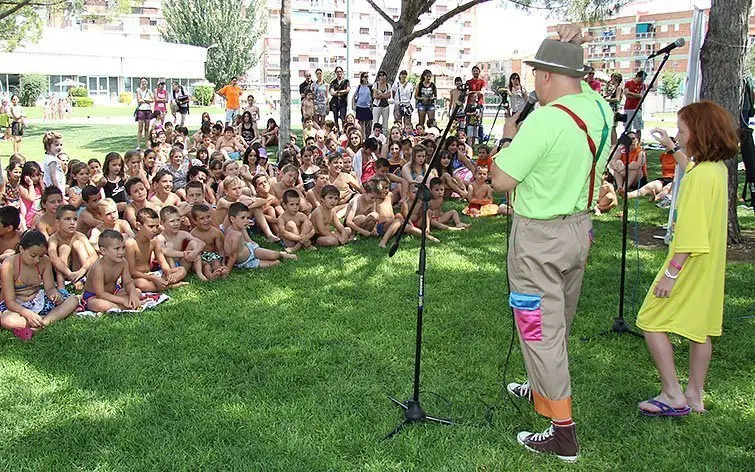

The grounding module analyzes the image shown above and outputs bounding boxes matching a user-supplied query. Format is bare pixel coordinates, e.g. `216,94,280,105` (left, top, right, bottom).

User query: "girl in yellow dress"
636,101,738,417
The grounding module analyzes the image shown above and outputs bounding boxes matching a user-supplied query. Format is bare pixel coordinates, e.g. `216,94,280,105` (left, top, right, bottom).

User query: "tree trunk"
378,26,413,83
279,0,292,147
700,0,749,244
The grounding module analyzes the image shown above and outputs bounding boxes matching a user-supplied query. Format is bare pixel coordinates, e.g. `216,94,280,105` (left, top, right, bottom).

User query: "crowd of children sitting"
0,113,512,342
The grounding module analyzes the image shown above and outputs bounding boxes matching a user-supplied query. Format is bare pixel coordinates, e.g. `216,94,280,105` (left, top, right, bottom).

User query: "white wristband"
664,269,679,280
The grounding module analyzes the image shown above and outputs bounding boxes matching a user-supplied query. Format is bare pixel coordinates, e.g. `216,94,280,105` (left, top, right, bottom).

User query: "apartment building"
262,0,476,97
547,5,755,77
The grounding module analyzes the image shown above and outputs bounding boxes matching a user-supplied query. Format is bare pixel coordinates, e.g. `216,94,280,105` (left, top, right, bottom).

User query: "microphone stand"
383,87,469,440
586,52,672,341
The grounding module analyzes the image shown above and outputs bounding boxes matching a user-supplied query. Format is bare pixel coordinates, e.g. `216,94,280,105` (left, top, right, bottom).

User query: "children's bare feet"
448,227,463,231
279,251,298,260
266,234,281,243
427,235,440,243
305,245,318,251
168,281,190,289
284,247,297,254
460,223,471,229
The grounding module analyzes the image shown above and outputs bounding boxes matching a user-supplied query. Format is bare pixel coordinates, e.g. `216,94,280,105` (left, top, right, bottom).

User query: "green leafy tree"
657,71,683,111
162,0,265,90
193,85,215,106
0,1,137,52
19,74,47,106
491,74,508,92
366,0,628,82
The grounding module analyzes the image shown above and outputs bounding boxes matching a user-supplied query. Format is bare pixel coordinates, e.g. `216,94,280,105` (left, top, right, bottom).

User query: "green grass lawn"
1,124,137,163
0,128,753,470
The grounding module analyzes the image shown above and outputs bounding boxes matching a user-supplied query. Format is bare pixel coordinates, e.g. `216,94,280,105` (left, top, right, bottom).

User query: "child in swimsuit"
0,230,78,341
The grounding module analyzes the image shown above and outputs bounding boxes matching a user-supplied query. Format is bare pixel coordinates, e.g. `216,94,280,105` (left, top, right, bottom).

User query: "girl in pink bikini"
154,82,169,125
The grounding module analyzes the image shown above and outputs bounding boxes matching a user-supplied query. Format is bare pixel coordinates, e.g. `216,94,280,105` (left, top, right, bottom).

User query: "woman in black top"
238,111,257,146
414,69,436,127
329,66,350,132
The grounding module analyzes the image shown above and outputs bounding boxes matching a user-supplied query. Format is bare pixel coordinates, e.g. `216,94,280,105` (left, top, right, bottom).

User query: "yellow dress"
636,161,727,343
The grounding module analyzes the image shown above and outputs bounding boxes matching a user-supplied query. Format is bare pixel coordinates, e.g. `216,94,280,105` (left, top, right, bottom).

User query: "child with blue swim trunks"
223,202,297,272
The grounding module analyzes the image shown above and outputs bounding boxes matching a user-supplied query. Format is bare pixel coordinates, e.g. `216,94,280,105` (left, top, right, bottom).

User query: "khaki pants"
507,212,592,420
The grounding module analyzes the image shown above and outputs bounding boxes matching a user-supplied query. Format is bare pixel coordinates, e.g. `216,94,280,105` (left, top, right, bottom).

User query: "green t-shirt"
495,82,611,219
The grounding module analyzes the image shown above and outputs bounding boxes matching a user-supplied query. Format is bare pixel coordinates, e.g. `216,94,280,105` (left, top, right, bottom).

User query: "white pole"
346,0,351,80
663,6,706,244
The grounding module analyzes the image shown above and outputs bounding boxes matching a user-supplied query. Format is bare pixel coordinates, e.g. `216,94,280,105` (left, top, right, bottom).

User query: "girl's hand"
23,175,33,186
653,275,676,298
651,127,674,149
23,310,45,328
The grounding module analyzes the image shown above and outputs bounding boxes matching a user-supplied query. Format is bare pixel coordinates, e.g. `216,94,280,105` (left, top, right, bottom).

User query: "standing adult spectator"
585,67,603,92
415,69,437,127
490,26,612,462
372,70,391,128
171,82,190,127
466,65,486,106
299,71,314,98
603,72,623,145
329,66,350,131
449,77,466,126
135,78,153,149
508,73,528,114
217,77,243,125
392,70,414,127
8,95,24,154
154,81,169,125
313,68,329,127
624,70,647,144
353,72,373,138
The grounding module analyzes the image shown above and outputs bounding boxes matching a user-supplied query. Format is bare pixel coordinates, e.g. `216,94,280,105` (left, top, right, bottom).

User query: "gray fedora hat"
524,39,591,78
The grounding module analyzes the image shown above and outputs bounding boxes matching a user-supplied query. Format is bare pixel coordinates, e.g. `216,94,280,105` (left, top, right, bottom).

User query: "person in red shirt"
624,70,647,143
465,65,486,106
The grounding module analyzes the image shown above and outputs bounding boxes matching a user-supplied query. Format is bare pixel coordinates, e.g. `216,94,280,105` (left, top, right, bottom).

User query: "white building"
0,29,207,103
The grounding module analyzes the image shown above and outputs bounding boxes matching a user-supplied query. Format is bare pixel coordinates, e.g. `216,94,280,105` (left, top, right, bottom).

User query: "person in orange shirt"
610,131,646,195
217,77,243,125
626,137,686,202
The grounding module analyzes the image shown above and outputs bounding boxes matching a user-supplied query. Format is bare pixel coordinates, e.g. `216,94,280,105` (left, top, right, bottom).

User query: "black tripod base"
582,316,644,341
383,397,452,440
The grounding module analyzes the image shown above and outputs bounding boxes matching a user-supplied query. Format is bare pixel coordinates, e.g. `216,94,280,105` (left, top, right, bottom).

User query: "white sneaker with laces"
506,380,532,402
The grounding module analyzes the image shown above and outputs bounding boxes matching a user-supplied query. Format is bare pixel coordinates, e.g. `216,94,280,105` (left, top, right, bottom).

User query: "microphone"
515,91,538,125
648,38,685,59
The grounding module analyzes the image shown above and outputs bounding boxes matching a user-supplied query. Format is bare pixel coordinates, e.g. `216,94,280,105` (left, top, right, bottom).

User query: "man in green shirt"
490,26,611,463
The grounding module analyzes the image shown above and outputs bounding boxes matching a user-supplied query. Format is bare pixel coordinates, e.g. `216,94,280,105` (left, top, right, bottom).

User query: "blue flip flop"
640,398,691,417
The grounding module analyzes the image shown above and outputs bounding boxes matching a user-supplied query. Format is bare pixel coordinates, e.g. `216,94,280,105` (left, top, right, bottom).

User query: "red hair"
678,101,739,162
